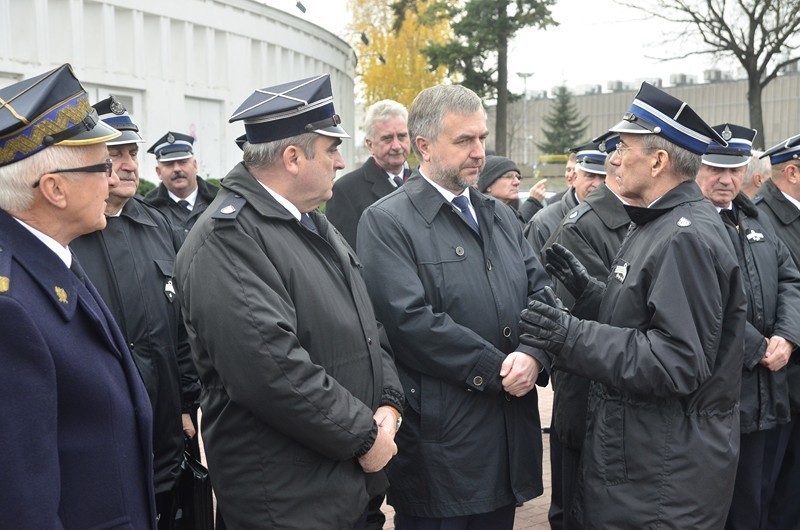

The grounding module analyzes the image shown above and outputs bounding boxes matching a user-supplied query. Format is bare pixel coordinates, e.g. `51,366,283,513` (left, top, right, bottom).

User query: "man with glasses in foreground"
519,82,747,528
0,65,156,527
70,96,200,529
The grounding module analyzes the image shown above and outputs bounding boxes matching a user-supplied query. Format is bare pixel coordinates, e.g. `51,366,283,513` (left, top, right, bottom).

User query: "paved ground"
380,384,554,529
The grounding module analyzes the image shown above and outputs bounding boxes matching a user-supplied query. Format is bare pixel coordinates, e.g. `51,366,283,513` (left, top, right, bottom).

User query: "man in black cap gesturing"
519,82,747,528
174,74,403,529
144,131,218,243
0,65,156,528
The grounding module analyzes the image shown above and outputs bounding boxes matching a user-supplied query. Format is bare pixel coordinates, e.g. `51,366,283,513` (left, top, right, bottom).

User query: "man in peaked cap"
519,82,747,528
70,96,201,530
694,124,800,530
541,132,630,530
144,131,218,244
525,140,606,255
754,132,800,530
0,65,156,527
174,73,403,529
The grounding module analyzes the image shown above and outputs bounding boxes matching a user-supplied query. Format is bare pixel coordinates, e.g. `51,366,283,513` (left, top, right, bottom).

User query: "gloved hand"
519,297,574,355
545,243,605,301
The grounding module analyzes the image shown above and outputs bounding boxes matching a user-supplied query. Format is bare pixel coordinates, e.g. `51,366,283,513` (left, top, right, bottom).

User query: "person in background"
70,96,201,529
478,155,534,224
326,99,411,249
144,131,218,244
695,123,800,530
741,148,770,198
0,64,156,529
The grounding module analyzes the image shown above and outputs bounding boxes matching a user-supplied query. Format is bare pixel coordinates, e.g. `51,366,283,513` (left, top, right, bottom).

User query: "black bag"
174,451,214,530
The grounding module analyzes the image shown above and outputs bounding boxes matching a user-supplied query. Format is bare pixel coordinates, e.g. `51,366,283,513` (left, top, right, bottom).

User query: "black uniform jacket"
326,156,412,249
71,197,200,495
720,193,800,433
556,181,747,529
175,162,403,529
0,209,156,529
525,188,578,254
755,178,800,413
545,183,629,449
357,172,553,518
144,176,219,244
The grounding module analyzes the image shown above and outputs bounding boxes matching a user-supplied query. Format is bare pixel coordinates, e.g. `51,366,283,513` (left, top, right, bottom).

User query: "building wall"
0,0,357,182
495,73,800,171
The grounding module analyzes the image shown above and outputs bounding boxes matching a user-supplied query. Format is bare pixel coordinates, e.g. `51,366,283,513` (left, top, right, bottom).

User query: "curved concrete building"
0,0,357,181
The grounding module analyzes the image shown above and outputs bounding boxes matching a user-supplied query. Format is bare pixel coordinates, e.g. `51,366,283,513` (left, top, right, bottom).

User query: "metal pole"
517,72,534,165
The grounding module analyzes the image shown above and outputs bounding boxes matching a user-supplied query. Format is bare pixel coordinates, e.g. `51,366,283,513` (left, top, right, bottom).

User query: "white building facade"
0,0,357,182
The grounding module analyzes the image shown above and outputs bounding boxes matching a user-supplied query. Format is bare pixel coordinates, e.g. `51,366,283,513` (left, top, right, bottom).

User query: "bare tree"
619,0,800,148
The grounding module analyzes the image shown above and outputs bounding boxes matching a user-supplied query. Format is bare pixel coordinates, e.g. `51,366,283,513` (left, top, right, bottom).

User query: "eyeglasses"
33,159,114,188
614,144,659,159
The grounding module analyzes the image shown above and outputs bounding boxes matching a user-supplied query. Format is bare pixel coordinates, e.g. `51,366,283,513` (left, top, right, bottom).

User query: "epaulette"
211,194,247,220
0,243,11,295
562,202,592,226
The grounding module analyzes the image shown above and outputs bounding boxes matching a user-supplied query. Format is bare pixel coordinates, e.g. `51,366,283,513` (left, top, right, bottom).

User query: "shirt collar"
169,187,199,207
256,181,302,221
13,217,72,267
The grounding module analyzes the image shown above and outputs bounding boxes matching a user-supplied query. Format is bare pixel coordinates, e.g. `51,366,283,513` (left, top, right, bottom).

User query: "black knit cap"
478,155,519,192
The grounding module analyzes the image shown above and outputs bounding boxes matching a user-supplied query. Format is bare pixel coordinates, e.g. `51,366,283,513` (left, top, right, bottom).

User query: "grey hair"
743,149,770,186
408,85,485,158
242,132,318,171
0,146,86,211
640,134,701,181
364,100,408,141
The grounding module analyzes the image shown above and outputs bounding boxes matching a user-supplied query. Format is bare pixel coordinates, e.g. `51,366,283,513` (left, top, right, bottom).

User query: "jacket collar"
757,178,800,225
403,170,496,230
0,209,81,321
118,197,159,227
585,183,630,229
221,162,299,222
624,180,705,225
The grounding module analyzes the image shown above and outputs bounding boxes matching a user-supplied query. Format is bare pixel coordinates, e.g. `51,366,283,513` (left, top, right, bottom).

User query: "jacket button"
503,326,512,337
486,259,493,271
367,337,373,345
473,375,483,386
455,246,465,256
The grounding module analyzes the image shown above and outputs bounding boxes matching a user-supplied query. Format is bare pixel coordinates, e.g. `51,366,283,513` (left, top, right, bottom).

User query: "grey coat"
358,172,552,518
175,163,403,529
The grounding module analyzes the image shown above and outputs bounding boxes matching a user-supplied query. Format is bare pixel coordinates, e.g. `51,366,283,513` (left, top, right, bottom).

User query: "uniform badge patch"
569,211,578,219
612,262,629,283
220,205,236,214
677,217,691,227
54,286,68,303
164,279,176,302
746,229,765,242
0,276,8,292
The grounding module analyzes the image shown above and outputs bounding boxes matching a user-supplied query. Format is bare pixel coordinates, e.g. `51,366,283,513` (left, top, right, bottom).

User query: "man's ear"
415,136,431,162
37,173,68,209
651,149,669,176
283,145,302,175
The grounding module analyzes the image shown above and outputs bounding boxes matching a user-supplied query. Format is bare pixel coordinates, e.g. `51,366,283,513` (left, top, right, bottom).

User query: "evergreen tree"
536,86,588,155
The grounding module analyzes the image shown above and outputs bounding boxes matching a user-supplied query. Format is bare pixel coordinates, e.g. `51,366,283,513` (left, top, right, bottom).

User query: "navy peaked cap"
147,131,194,162
760,133,800,165
0,64,120,167
593,131,621,154
93,95,144,145
571,140,607,175
703,123,756,168
610,82,725,155
229,74,349,144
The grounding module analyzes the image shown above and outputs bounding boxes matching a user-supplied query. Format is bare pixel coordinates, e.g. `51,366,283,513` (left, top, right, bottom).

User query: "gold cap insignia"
54,286,68,303
0,276,9,293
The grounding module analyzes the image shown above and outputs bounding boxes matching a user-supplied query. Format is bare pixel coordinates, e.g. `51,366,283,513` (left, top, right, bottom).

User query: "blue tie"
452,195,480,235
300,213,319,234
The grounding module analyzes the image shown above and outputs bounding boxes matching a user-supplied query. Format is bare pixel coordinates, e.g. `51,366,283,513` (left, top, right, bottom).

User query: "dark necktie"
393,175,404,188
720,208,738,230
300,213,319,234
177,199,191,211
69,255,86,285
452,195,480,235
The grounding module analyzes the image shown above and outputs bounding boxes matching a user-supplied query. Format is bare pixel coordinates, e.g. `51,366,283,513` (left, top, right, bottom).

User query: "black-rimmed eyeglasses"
33,159,114,188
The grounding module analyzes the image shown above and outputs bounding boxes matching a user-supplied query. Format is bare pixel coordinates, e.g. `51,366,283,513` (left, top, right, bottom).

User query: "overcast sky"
268,0,741,95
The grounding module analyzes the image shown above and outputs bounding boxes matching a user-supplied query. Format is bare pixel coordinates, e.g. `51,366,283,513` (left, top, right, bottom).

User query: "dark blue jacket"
0,209,156,529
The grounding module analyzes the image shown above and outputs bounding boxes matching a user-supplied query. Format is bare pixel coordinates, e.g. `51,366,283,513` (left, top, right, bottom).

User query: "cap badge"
167,133,175,144
54,286,68,303
677,217,691,227
109,96,125,115
220,205,236,215
722,125,733,141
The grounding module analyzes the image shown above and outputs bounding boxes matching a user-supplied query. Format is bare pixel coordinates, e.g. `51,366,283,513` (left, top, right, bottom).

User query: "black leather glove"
544,243,605,301
519,298,574,355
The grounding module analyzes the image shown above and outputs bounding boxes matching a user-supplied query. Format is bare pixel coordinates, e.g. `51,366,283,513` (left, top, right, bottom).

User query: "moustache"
170,172,186,181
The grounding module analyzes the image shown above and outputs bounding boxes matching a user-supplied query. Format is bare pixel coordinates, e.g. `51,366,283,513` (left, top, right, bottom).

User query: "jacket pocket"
598,398,628,485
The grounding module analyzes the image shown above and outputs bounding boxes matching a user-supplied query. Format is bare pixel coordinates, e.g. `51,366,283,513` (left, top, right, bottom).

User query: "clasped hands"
358,405,399,473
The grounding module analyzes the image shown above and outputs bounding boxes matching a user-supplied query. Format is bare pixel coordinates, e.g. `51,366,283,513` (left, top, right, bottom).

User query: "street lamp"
517,72,534,165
